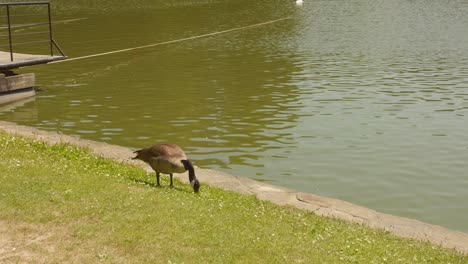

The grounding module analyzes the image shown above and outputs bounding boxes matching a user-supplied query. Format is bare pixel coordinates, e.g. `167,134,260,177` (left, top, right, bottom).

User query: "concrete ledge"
0,52,66,71
0,73,35,92
0,73,36,105
0,88,35,106
1,120,467,254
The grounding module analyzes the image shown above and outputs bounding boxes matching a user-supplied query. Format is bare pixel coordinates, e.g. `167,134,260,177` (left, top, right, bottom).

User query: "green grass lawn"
0,132,466,263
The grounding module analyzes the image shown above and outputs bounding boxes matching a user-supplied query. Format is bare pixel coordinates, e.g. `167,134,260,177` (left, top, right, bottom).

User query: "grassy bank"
0,132,466,263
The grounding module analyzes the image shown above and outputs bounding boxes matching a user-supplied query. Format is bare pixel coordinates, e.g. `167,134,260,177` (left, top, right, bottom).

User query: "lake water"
1,0,468,232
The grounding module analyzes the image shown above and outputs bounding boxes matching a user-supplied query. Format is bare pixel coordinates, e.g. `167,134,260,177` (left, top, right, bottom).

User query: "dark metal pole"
6,4,14,61
47,3,53,56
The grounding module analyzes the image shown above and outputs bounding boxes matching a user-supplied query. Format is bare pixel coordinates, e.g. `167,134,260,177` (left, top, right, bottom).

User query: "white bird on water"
296,0,303,6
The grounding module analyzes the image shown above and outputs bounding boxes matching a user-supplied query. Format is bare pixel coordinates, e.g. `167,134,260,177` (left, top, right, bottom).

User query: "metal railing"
0,1,65,61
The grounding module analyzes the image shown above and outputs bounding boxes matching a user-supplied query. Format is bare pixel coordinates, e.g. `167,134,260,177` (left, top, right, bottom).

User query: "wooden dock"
0,1,66,71
0,1,66,105
0,51,65,70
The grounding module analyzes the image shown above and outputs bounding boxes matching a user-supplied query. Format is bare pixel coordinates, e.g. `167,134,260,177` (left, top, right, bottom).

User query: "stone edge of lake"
1,120,467,255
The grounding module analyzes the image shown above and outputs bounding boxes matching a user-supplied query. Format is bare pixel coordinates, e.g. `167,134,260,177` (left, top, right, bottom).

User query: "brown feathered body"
133,144,187,174
133,143,200,192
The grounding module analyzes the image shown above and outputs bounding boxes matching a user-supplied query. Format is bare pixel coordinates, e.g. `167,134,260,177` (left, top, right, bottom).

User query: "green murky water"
1,0,468,232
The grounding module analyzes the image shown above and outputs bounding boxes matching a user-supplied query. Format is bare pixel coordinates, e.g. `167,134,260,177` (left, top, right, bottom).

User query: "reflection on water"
0,97,37,118
1,0,468,232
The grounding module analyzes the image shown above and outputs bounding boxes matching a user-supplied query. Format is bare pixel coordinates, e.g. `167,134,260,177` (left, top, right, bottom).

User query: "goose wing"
133,144,187,162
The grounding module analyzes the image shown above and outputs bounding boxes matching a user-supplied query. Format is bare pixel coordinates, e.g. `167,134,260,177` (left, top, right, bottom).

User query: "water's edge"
1,120,467,254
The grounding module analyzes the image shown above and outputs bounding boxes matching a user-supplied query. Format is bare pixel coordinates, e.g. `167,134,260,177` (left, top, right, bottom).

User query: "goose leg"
156,172,161,187
170,174,174,188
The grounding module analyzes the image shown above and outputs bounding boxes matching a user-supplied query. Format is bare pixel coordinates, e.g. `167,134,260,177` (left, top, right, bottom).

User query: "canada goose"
133,143,200,193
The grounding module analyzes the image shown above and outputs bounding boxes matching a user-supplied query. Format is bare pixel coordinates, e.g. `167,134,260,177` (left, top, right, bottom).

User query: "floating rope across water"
51,17,291,64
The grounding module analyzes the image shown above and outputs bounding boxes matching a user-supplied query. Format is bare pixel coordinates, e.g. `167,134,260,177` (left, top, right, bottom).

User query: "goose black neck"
181,160,200,192
182,159,195,178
